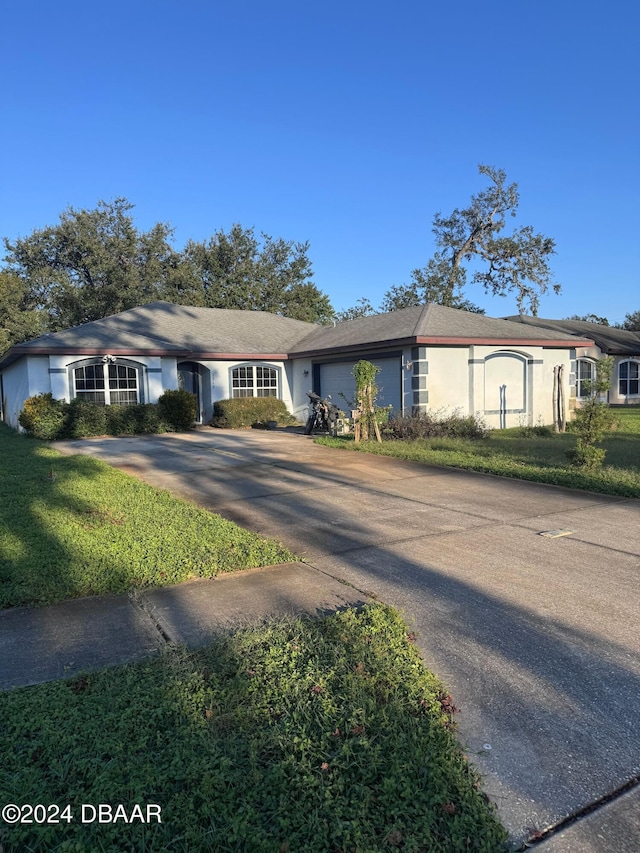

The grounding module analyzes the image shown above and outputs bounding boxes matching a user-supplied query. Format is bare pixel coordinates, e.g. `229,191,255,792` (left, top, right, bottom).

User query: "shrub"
212,397,291,428
103,404,136,435
517,419,554,438
383,410,488,441
63,398,108,438
566,442,607,470
125,403,168,434
18,393,67,440
566,357,617,469
158,389,197,431
19,395,171,440
103,403,166,435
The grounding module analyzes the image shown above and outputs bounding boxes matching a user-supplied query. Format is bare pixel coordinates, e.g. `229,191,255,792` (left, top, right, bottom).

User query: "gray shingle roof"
504,316,640,355
2,301,601,371
7,302,316,357
290,303,593,356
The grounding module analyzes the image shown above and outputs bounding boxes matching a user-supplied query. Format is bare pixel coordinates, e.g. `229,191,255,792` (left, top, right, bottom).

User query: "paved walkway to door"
47,429,640,849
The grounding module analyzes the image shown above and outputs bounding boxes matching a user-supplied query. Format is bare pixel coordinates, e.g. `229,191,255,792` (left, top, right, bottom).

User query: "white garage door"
319,357,402,411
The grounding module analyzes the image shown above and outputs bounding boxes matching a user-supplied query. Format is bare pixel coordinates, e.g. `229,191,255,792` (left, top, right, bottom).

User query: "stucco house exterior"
0,301,598,432
505,316,640,409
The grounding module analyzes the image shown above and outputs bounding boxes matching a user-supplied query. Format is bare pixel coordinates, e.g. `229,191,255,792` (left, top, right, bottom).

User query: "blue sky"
1,0,638,322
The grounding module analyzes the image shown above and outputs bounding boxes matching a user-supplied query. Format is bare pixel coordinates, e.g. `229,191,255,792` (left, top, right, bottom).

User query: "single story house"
505,316,640,407
0,300,600,431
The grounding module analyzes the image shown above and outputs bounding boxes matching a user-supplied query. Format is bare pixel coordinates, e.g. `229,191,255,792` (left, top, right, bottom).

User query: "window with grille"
576,359,595,399
231,365,279,398
74,363,139,405
619,361,639,397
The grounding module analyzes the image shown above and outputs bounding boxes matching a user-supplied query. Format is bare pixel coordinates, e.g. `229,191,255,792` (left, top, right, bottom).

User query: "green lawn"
0,425,294,608
0,605,507,853
317,408,640,498
0,425,509,850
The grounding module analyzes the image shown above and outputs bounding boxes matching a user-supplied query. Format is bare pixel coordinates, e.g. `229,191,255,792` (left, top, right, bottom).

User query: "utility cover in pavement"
539,529,574,538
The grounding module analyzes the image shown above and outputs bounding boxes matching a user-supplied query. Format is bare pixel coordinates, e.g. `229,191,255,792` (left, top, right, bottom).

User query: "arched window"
619,361,639,397
576,359,595,399
231,364,279,398
73,361,140,405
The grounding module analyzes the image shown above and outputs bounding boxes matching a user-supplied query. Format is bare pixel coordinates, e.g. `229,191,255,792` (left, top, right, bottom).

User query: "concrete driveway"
56,428,640,848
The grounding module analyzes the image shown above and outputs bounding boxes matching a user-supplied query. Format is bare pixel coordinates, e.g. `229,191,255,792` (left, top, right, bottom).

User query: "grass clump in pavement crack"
0,604,507,852
317,407,640,498
0,424,294,608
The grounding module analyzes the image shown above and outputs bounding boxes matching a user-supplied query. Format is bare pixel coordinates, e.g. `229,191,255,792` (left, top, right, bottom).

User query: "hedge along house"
505,316,640,409
0,300,594,432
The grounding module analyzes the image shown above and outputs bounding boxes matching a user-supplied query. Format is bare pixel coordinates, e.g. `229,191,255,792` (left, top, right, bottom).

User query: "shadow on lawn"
0,426,131,607
4,425,640,846
80,428,640,846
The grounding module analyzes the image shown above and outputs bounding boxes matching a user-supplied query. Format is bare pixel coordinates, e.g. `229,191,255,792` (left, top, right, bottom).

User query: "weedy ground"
318,407,640,498
0,605,508,853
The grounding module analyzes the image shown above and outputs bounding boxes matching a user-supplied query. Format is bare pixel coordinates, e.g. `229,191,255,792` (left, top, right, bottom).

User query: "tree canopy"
382,164,559,315
333,297,378,323
565,314,610,326
176,225,333,323
620,309,640,331
1,200,333,347
334,165,558,322
564,311,640,331
0,270,45,354
4,199,178,331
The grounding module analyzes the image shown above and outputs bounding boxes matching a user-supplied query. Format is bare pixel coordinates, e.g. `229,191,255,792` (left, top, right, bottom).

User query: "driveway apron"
55,430,640,848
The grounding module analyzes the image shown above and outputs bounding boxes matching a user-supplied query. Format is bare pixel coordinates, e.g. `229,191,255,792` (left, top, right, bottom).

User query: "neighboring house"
0,301,594,431
505,316,640,408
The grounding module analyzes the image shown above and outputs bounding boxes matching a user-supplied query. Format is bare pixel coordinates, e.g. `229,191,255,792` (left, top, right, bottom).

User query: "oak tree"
0,269,45,353
4,198,176,329
178,225,333,323
383,164,559,315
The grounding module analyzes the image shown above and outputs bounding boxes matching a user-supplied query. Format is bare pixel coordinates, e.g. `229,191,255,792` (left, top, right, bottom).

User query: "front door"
178,362,201,422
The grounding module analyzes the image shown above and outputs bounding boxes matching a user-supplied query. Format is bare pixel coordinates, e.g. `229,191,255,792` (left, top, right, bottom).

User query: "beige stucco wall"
47,354,162,404
423,347,470,414
8,341,622,433
469,345,573,428
289,357,313,421
1,359,33,428
411,344,575,429
179,358,293,423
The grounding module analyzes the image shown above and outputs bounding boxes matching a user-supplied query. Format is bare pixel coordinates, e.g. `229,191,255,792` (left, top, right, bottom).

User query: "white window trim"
619,359,640,398
230,363,280,399
70,358,142,405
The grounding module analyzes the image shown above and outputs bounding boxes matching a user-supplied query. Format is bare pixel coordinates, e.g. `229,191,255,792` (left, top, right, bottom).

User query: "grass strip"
317,409,640,499
0,425,294,609
0,604,507,852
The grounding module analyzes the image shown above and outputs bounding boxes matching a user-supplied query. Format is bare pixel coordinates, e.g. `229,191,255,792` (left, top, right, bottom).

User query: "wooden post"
558,364,566,433
361,384,369,441
353,409,361,444
366,384,382,443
